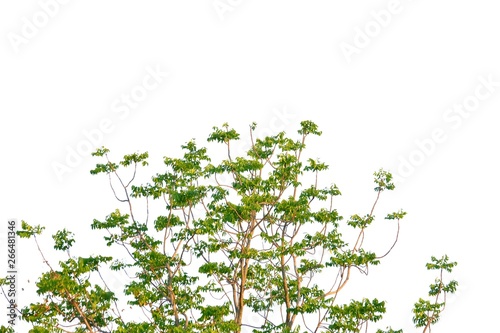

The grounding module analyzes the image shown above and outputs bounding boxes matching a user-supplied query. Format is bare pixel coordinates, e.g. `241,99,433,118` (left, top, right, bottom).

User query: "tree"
1,121,457,333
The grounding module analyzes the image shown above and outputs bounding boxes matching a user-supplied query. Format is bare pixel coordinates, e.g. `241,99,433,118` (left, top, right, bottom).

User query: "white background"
1,0,499,331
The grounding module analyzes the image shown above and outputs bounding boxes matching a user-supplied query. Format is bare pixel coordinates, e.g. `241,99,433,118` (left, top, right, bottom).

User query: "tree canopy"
1,120,457,333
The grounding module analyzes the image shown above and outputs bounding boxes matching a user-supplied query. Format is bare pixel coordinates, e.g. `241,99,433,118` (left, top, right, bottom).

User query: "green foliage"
52,229,75,251
412,255,458,331
373,169,395,192
376,328,403,333
8,121,456,333
17,220,44,238
20,250,116,332
326,298,386,332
